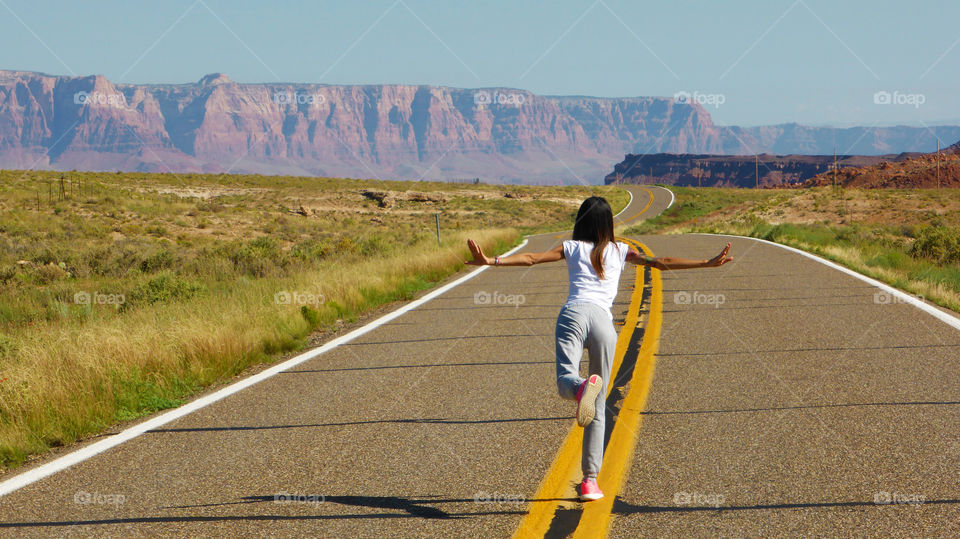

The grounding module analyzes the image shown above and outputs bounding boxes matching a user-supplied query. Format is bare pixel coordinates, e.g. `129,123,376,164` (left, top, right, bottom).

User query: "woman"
466,196,732,501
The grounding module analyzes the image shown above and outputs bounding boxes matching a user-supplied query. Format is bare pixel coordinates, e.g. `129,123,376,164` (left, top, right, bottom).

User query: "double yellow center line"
513,238,663,538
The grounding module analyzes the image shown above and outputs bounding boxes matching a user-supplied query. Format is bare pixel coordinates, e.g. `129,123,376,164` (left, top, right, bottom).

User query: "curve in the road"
552,185,672,241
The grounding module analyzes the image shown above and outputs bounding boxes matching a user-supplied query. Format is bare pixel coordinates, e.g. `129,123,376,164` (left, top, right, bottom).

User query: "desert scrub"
0,227,518,468
0,171,629,466
910,224,960,264
0,169,628,468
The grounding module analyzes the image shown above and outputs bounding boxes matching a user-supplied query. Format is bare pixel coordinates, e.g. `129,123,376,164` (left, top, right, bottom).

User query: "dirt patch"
148,186,269,199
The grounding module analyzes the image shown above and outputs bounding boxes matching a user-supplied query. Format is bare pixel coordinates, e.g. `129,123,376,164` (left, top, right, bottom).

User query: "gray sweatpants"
555,301,616,478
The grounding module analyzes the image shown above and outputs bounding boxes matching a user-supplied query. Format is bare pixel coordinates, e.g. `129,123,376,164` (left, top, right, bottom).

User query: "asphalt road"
610,232,960,537
1,185,958,537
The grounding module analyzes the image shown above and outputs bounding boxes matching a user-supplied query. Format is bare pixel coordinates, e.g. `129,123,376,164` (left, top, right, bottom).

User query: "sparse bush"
359,235,387,256
139,248,177,273
34,262,71,284
335,237,357,255
290,240,329,262
147,224,167,236
910,225,960,264
0,333,17,357
0,266,16,285
224,236,288,277
300,305,320,327
127,272,205,306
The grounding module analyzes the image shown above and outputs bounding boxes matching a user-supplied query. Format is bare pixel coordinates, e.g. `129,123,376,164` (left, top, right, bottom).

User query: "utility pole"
833,148,837,189
697,161,702,188
937,139,941,189
755,155,759,189
435,213,441,246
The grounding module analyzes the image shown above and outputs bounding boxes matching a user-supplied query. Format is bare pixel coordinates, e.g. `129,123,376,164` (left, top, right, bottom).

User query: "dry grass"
0,227,515,468
0,169,629,469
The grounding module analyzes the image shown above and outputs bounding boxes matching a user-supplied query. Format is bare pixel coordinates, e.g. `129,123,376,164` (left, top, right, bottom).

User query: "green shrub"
0,266,17,285
220,237,288,278
290,240,329,262
139,248,176,273
146,224,167,237
0,333,17,357
335,237,357,255
300,305,320,327
34,263,71,285
127,273,205,306
910,225,960,264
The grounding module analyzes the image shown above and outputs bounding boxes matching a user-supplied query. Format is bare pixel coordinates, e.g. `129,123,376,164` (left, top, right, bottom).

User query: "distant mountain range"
2,70,958,184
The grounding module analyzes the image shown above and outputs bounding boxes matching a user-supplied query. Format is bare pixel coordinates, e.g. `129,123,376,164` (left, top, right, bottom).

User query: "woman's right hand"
465,239,492,266
705,243,733,267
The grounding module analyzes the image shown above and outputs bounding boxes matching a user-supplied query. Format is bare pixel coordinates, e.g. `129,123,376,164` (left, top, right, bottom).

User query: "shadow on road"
282,358,552,373
611,496,960,514
147,416,571,434
0,494,581,528
342,333,548,346
662,302,879,312
642,400,960,416
657,343,960,356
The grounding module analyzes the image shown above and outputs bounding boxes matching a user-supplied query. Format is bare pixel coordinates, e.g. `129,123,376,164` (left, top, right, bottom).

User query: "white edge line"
694,233,960,332
660,185,675,210
614,188,634,220
0,238,530,498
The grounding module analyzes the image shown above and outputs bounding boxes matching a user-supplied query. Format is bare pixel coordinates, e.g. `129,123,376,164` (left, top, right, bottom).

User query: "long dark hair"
572,196,616,279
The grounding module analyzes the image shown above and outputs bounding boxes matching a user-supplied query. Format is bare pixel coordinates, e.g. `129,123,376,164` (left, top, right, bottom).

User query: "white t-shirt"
562,240,629,316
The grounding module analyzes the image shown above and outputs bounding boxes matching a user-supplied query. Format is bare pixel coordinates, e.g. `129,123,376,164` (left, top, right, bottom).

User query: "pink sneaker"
575,374,602,427
579,477,604,501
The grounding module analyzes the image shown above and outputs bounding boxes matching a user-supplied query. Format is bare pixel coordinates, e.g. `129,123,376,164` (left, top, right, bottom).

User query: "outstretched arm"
465,239,564,267
626,242,732,270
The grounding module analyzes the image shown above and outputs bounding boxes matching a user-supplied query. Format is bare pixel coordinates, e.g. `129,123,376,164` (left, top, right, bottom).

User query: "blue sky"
2,0,958,127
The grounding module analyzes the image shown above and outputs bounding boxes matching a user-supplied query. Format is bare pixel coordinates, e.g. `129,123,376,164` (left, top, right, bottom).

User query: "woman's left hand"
465,239,492,266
